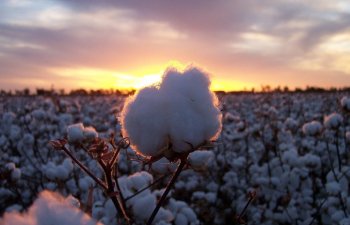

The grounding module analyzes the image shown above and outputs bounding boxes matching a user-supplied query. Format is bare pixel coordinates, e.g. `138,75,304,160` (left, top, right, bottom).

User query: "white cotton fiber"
302,121,322,136
1,190,101,225
188,150,214,171
67,123,85,143
132,194,156,221
121,67,222,157
341,96,350,111
346,131,350,143
324,113,343,129
83,126,98,140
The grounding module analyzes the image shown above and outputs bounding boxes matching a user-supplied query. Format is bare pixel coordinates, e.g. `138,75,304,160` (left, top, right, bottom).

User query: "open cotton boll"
346,131,350,143
302,121,322,136
188,150,214,171
121,67,222,157
132,194,156,221
326,181,341,195
324,113,343,129
127,171,153,191
83,126,98,140
1,190,101,225
151,158,177,174
67,123,85,143
341,96,350,111
11,168,21,181
121,87,169,156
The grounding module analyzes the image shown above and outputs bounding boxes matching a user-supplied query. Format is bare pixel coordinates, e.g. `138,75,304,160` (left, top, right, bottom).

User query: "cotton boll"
103,199,117,220
151,157,177,174
301,154,321,170
285,118,298,131
92,201,104,219
2,112,16,125
282,148,300,167
79,176,94,191
31,109,46,120
154,208,174,223
302,121,322,136
84,126,98,140
175,213,188,225
121,67,221,157
62,158,74,174
326,181,341,195
345,131,350,143
67,123,85,143
6,162,16,171
188,150,214,171
161,68,221,153
340,96,350,111
121,87,169,156
1,190,101,225
11,168,21,181
324,113,343,129
9,125,21,142
22,133,35,147
179,207,197,223
127,171,153,191
132,194,156,221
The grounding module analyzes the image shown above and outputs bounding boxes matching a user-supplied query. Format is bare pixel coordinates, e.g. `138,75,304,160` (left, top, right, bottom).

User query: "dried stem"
113,164,128,216
99,160,131,224
57,143,131,223
60,145,108,190
235,191,256,225
146,156,188,225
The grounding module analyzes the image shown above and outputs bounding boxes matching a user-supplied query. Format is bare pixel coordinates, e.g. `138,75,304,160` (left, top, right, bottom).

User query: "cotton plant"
119,67,222,224
0,190,101,225
47,66,222,225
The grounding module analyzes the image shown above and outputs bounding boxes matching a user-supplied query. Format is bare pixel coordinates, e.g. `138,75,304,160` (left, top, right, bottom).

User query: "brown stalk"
146,155,188,225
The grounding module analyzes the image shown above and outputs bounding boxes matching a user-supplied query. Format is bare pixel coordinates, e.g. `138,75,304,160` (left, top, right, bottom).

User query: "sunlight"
48,67,163,90
48,60,257,92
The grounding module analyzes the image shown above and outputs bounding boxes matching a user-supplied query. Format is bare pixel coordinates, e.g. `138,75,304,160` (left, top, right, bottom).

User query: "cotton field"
1,92,350,225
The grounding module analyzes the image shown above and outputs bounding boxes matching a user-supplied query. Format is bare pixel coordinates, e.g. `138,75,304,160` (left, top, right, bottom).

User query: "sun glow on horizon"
47,60,253,92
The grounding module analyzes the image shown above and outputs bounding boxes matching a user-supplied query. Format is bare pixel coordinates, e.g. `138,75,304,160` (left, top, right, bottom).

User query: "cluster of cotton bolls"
1,82,350,224
0,95,130,224
211,93,350,225
121,67,222,158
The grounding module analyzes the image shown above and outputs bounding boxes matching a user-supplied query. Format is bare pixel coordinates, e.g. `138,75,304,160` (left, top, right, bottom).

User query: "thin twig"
99,159,131,224
146,157,188,225
235,191,256,224
60,145,108,190
113,164,128,216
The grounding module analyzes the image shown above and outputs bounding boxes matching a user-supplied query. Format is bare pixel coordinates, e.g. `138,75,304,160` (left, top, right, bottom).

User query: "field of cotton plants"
1,91,350,225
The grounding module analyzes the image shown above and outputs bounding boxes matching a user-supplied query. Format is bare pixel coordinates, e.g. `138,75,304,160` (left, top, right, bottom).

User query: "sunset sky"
1,0,350,91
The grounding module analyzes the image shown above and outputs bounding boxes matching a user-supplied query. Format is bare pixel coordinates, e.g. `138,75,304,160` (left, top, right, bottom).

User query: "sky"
0,0,350,92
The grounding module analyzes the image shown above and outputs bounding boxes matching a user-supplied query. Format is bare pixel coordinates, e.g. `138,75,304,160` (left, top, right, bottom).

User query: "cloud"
0,0,350,91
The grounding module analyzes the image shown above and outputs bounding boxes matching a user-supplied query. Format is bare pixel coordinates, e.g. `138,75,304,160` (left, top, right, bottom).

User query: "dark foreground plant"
50,135,213,224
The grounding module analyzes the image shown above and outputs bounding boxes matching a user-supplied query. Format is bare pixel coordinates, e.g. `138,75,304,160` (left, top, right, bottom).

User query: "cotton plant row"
212,94,350,225
1,82,350,224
